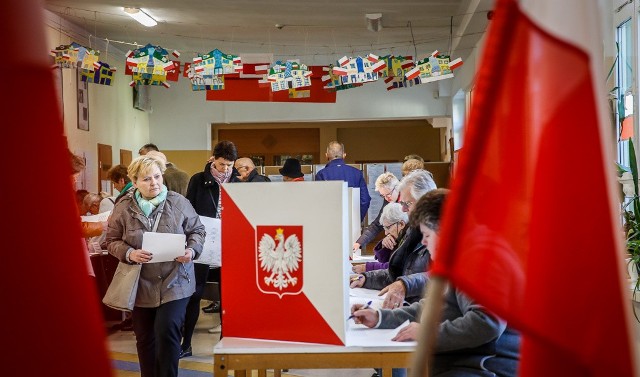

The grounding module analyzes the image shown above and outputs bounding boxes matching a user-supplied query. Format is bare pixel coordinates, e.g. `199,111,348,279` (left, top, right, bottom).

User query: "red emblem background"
255,225,303,297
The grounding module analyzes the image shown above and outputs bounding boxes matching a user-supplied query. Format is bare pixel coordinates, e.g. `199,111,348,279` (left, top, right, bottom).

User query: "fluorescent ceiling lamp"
123,7,157,27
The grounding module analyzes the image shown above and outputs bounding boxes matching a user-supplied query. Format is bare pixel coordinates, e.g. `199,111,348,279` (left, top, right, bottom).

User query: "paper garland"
404,51,463,85
379,55,419,91
51,42,100,70
188,49,242,91
81,61,116,86
264,60,312,92
321,54,386,91
126,44,179,88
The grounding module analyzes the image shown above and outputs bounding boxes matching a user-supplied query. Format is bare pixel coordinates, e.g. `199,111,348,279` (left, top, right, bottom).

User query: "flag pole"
409,276,447,377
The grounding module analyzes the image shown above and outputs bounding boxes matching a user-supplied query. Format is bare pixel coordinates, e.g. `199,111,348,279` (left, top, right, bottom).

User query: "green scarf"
135,185,168,217
117,181,133,198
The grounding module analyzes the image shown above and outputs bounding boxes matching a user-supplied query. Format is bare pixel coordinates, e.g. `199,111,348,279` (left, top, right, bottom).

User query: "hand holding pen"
349,274,365,288
349,300,378,327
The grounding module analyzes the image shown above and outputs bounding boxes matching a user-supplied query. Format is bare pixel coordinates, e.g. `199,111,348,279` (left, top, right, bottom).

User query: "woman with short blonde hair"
106,155,204,377
353,172,401,253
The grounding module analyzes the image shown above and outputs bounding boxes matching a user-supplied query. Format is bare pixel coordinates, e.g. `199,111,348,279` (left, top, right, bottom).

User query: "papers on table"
350,287,387,301
346,320,416,347
351,254,376,263
141,231,186,263
81,210,111,222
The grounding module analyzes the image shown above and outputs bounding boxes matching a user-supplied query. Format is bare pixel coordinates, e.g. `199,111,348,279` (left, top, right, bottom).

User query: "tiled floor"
107,302,375,377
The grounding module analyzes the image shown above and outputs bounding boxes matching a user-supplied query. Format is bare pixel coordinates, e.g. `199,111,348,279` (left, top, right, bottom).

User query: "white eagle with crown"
258,228,302,290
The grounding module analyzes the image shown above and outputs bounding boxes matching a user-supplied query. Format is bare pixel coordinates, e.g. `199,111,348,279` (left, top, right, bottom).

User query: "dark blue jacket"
315,158,371,220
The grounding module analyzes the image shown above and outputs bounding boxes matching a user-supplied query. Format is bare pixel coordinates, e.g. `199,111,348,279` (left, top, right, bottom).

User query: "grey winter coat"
378,287,520,377
106,190,205,308
361,226,431,303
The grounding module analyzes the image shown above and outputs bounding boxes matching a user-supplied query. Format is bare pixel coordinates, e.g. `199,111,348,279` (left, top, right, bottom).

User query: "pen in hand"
349,300,373,320
350,275,363,282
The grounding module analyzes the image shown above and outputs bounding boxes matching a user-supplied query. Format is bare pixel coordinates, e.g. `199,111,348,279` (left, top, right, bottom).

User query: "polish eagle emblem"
258,228,302,290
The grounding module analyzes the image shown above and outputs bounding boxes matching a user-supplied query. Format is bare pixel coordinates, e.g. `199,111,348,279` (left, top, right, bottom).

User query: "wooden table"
214,337,414,377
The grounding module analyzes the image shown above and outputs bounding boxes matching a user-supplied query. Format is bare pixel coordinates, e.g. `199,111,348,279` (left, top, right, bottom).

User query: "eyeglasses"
379,186,397,199
383,222,399,231
400,200,413,210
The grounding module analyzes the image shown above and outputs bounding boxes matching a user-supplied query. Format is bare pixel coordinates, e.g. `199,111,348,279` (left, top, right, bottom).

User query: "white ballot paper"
346,320,416,347
142,232,186,263
199,216,222,267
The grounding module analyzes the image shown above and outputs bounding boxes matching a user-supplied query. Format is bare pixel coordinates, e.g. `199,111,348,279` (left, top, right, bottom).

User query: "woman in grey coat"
351,189,520,377
106,155,205,377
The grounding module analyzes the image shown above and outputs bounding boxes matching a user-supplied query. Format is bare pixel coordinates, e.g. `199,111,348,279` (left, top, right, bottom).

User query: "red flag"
1,1,112,376
432,0,637,376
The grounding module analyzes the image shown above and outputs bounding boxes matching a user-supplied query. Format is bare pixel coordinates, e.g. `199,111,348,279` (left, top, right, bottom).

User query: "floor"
107,302,375,377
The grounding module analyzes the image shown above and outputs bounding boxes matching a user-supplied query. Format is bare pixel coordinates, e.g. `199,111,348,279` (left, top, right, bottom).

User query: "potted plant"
618,139,640,317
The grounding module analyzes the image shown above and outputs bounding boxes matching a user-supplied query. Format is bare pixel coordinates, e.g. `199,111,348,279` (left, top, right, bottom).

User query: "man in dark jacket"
315,141,370,221
234,157,270,182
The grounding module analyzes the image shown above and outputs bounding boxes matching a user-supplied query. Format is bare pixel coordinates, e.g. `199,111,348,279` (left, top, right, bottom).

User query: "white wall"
148,71,451,151
44,11,150,193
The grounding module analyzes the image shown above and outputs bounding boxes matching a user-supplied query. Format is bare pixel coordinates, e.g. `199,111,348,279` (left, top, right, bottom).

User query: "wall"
147,70,451,153
45,11,150,193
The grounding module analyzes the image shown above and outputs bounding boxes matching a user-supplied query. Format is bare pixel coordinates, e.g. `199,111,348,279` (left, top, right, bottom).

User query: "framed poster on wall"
77,68,89,131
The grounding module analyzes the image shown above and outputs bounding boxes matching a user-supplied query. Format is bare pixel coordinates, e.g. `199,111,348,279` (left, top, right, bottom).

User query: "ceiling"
43,0,493,65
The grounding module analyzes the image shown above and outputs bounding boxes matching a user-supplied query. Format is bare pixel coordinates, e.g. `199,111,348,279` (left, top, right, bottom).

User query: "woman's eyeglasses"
379,185,397,199
383,221,399,231
399,200,413,210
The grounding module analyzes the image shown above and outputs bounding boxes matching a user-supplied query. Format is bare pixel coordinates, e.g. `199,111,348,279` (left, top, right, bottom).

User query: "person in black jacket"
180,140,240,357
234,157,270,182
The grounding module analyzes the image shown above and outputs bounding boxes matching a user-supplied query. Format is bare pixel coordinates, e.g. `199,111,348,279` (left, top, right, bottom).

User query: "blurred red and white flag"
432,0,638,376
1,1,112,376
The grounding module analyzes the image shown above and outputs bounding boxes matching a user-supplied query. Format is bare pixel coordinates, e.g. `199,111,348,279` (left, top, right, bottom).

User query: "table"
214,337,414,377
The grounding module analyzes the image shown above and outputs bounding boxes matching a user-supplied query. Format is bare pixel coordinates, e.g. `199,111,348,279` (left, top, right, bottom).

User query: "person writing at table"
106,155,205,377
353,172,401,253
351,189,520,377
350,169,436,309
352,202,408,273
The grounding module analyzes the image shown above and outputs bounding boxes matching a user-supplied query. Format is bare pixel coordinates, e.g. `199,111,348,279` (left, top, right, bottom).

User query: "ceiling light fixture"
366,13,383,32
123,7,157,27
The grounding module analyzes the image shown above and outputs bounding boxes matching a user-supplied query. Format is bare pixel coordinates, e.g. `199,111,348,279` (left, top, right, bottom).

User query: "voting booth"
221,181,353,345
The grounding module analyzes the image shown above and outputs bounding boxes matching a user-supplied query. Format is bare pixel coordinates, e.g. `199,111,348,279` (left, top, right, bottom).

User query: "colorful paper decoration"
80,61,116,86
125,44,178,88
51,42,100,70
404,51,463,85
321,54,386,91
379,55,420,91
321,64,363,92
188,49,242,91
265,60,312,92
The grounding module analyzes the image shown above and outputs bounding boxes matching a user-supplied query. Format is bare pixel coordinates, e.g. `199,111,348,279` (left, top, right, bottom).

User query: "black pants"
181,263,210,350
132,297,189,377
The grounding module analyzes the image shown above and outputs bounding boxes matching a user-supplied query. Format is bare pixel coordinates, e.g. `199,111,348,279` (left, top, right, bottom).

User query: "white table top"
214,336,415,355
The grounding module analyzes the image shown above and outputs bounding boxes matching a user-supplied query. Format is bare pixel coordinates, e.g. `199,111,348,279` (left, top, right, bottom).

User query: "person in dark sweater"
234,157,270,182
351,189,520,377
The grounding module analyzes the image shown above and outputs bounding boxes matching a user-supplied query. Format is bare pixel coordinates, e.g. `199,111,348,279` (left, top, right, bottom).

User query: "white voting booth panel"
221,181,351,345
348,187,361,259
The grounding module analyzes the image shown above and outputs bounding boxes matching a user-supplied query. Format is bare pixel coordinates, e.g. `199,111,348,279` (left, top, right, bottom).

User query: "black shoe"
202,301,220,313
120,318,133,331
179,346,192,359
202,302,214,312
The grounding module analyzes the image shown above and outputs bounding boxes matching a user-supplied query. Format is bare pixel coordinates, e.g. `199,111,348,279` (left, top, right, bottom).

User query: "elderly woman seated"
353,202,408,274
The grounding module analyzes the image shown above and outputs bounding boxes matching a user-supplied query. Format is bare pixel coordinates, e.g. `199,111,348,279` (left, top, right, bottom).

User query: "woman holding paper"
106,155,205,377
351,189,520,377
